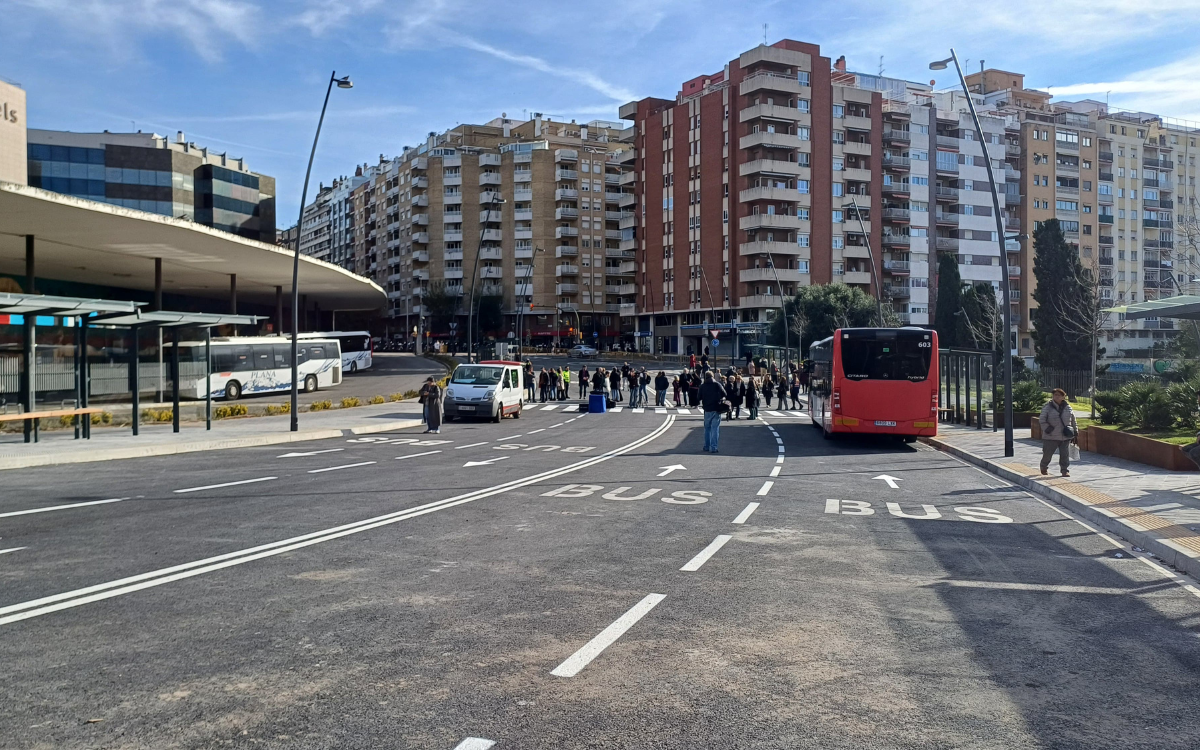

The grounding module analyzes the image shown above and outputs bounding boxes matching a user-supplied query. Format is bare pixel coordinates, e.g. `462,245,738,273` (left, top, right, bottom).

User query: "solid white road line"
0,497,128,518
0,547,28,555
770,465,781,477
732,502,760,525
173,477,277,495
680,535,733,572
452,739,495,750
394,450,442,461
756,481,774,496
307,461,376,474
0,417,677,626
454,442,489,450
551,593,666,677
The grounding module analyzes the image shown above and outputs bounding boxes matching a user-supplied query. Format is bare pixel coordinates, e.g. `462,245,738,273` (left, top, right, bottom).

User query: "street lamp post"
762,255,792,369
291,71,352,432
466,197,505,363
931,50,1015,457
516,247,545,353
847,199,886,325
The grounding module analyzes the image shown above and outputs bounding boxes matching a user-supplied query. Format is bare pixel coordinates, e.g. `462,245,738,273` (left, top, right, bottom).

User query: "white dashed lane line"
756,481,774,496
732,502,760,525
452,739,495,750
394,451,442,461
0,498,128,518
0,547,28,556
551,593,666,677
681,535,733,572
173,477,277,494
307,461,376,474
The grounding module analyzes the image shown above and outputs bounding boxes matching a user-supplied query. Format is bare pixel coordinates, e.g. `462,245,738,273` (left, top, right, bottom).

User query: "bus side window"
271,344,291,368
297,347,308,365
309,346,325,361
232,346,253,371
251,346,274,371
212,349,234,372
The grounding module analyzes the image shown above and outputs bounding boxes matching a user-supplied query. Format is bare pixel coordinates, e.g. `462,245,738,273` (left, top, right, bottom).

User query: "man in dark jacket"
654,371,669,406
698,371,728,453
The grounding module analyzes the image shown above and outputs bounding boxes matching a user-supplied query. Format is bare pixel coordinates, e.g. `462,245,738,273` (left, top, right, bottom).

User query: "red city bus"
808,327,939,440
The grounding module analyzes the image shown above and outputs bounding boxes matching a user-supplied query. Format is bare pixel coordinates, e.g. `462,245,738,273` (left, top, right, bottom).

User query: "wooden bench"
0,407,106,443
937,407,954,422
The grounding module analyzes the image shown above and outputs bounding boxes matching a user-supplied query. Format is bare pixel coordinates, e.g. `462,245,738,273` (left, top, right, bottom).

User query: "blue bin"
588,393,607,414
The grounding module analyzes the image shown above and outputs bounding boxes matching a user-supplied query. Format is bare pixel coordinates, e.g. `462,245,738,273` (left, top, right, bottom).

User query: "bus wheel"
349,361,358,373
493,404,503,423
224,380,242,401
304,375,318,393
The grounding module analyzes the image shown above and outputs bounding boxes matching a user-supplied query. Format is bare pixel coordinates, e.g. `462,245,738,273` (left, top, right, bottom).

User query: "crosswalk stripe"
633,408,644,413
677,408,691,414
655,408,667,414
788,411,806,417
766,411,784,417
540,405,559,411
610,407,623,413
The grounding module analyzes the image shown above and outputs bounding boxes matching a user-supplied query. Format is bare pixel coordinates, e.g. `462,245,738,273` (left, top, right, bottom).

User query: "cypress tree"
1031,218,1091,369
933,251,963,347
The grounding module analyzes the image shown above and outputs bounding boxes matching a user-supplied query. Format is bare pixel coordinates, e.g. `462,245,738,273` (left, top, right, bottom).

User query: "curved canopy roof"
1106,295,1200,320
0,182,384,311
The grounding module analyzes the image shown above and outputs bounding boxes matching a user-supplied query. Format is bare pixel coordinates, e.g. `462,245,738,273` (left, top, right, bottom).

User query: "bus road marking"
681,535,732,572
551,593,666,677
308,461,376,474
732,502,760,525
0,498,129,518
174,477,277,494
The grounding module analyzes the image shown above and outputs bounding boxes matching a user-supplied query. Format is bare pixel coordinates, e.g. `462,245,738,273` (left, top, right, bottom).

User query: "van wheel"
225,380,242,401
512,407,521,419
304,375,318,393
493,404,503,423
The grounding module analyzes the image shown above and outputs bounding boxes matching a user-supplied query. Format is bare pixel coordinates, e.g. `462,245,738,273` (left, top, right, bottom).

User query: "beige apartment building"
334,117,629,344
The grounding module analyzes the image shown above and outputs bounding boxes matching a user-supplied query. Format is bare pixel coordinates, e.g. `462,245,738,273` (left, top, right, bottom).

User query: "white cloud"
1045,51,1200,122
12,0,262,61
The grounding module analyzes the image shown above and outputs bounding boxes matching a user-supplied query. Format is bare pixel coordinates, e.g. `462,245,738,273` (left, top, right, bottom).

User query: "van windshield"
451,366,504,385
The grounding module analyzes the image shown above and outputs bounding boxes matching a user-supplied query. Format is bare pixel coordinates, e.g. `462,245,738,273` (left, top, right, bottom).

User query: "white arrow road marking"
657,464,687,477
277,448,344,458
464,456,510,467
874,474,903,489
0,498,128,518
174,477,277,494
308,461,376,474
452,739,495,750
454,442,488,450
551,593,666,677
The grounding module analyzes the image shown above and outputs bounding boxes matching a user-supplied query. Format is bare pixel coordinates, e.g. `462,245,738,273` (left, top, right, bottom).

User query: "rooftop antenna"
763,23,768,45
878,55,884,76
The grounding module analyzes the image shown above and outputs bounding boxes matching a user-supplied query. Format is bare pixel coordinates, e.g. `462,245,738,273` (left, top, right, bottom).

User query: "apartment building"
969,69,1200,361
298,173,365,270
329,116,628,341
26,129,276,242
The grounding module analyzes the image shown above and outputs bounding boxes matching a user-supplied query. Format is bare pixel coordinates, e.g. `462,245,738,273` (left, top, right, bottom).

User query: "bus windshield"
840,330,932,382
451,366,505,385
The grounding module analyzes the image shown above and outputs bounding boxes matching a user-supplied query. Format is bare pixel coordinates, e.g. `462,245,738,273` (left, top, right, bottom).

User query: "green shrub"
1116,382,1172,430
214,404,249,419
1166,380,1199,430
402,389,419,400
339,397,361,409
368,395,386,405
140,409,174,423
90,411,113,425
265,403,292,415
1003,380,1049,413
387,393,405,402
1093,391,1123,425
309,400,333,411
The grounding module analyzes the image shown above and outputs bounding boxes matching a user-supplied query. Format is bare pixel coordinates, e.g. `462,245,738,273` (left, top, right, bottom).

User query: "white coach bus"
172,336,342,400
299,331,372,373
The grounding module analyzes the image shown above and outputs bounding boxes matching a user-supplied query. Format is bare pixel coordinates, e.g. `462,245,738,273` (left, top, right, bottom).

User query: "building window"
832,210,844,223
833,104,844,118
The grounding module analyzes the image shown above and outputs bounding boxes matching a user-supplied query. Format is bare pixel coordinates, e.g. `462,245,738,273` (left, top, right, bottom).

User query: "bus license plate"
459,405,476,412
874,420,897,427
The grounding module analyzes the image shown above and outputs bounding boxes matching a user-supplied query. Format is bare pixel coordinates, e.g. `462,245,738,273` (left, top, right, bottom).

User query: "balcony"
883,260,910,273
410,157,428,171
1099,256,1113,266
1099,235,1115,246
443,191,463,205
882,208,911,222
935,212,959,226
616,193,636,208
555,188,578,201
479,247,503,260
410,213,429,226
556,168,579,181
1143,177,1161,188
739,267,807,283
620,303,638,317
843,141,872,157
615,149,636,164
411,194,428,207
882,234,911,247
443,231,464,243
843,245,872,259
739,159,804,177
442,269,463,282
740,131,804,150
513,169,533,183
1057,162,1079,174
556,284,579,294
480,191,504,204
882,182,911,195
442,174,463,187
555,148,578,162
739,213,805,231
740,294,787,308
618,170,637,186
1098,213,1114,225
412,232,429,244
555,207,579,220
1144,157,1174,169
514,188,533,202
739,71,809,96
1055,184,1079,196
885,285,911,297
1005,143,1021,158
618,283,638,295
883,129,911,143
603,173,620,185
514,247,533,258
739,240,807,256
513,152,532,165
1008,265,1022,277
619,212,637,230
514,208,533,221
412,269,429,281
412,250,429,262
936,135,959,149
619,238,638,251
619,260,637,273
555,264,580,276
843,271,873,285
412,176,429,189
605,229,623,240
935,160,959,175
1005,193,1023,205
883,154,911,171
844,115,872,132
481,228,502,242
555,245,578,257
479,172,502,187
935,237,959,251
555,226,580,239
1098,150,1114,163
739,104,804,123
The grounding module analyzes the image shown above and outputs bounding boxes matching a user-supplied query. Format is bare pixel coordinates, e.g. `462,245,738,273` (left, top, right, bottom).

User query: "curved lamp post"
466,196,505,363
291,71,352,431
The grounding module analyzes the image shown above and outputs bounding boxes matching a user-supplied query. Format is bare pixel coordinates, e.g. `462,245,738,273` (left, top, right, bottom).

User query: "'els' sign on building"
0,78,28,186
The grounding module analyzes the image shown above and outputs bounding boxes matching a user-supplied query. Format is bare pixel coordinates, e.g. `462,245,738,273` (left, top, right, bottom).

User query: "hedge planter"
1031,418,1197,472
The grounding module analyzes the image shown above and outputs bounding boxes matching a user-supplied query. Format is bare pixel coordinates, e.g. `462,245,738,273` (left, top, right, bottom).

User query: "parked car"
568,344,598,358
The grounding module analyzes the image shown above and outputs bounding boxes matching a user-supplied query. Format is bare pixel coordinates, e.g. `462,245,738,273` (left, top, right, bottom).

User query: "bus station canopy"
0,292,138,318
0,292,259,328
0,182,385,311
90,309,261,329
1106,295,1200,321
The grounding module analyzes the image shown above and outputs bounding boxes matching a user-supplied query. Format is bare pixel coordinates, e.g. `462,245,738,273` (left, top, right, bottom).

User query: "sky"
5,0,1200,224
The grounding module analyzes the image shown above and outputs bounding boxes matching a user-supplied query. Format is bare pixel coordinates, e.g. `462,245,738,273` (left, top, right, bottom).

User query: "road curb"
0,419,425,471
923,436,1200,581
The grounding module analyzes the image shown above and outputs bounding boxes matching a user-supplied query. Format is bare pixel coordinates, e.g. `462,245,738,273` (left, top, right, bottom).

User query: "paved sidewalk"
0,401,426,471
927,423,1200,582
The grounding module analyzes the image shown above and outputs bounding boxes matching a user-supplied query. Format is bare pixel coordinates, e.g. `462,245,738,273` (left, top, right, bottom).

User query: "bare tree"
957,285,1003,351
1050,256,1122,418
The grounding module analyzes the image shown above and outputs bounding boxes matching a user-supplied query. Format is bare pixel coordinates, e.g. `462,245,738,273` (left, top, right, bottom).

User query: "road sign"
593,331,599,338
711,338,720,347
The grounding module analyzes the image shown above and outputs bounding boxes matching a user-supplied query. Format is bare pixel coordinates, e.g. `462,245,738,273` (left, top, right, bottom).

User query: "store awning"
1106,295,1200,320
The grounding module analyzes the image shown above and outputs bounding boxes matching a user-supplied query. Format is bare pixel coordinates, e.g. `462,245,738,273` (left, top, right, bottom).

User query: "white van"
443,360,525,422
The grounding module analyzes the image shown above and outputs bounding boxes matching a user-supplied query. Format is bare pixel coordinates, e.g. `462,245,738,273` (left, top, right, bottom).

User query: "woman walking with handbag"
419,377,443,434
1039,388,1078,477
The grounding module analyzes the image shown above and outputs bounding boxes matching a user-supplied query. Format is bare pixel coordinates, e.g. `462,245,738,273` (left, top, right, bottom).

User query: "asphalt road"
2,403,1199,749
